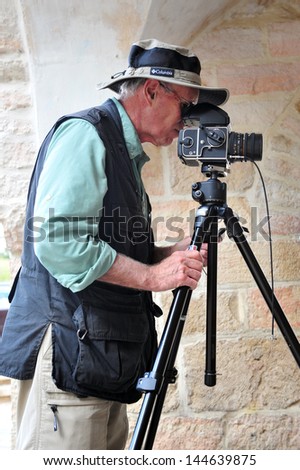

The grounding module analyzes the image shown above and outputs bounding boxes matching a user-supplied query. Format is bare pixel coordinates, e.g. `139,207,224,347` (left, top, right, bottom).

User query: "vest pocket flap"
72,303,151,395
73,304,149,343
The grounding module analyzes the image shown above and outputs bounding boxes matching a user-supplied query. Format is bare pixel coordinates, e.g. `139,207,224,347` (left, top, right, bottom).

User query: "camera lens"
228,132,263,161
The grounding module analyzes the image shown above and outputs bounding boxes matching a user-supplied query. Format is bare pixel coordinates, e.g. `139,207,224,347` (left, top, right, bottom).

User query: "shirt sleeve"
33,118,117,292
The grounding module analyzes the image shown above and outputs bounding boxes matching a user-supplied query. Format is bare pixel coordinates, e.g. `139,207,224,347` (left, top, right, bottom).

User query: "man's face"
145,82,199,147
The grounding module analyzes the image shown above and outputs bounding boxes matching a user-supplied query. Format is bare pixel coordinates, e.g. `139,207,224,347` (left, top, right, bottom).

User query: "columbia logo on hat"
150,67,175,77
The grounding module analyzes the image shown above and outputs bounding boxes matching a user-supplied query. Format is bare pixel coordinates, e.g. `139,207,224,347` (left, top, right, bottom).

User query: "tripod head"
192,171,227,206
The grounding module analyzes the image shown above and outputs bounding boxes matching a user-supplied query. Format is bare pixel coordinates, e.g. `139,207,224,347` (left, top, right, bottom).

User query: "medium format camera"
178,104,263,172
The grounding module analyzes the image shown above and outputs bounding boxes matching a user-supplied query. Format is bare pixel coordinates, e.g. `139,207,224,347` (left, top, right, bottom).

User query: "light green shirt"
34,98,149,292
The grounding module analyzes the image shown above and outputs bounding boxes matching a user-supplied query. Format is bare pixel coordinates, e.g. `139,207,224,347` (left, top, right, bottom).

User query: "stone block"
193,27,265,64
219,62,300,96
227,412,300,449
268,21,300,57
248,285,300,329
0,86,32,111
152,416,225,450
0,60,28,83
0,140,36,169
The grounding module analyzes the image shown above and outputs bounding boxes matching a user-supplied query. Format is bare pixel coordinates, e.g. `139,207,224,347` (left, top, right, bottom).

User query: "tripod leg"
129,207,217,449
141,307,186,450
205,215,218,386
224,207,300,367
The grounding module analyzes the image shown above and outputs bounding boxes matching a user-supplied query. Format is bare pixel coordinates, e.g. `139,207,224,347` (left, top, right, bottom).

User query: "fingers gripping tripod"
129,172,300,450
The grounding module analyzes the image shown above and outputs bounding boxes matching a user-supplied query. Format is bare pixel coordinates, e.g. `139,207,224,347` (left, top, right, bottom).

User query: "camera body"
177,104,262,172
178,125,229,167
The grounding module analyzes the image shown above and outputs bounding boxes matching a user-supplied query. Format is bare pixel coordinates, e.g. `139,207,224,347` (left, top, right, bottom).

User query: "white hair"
118,78,147,99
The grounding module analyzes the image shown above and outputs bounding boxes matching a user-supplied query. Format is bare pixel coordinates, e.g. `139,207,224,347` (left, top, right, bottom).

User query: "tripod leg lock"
136,372,159,393
136,368,178,394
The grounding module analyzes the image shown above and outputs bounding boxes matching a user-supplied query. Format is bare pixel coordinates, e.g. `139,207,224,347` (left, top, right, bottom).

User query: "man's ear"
144,79,160,104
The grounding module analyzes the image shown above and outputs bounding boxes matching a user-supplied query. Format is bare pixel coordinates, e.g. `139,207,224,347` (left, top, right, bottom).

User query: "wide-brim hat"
97,39,229,106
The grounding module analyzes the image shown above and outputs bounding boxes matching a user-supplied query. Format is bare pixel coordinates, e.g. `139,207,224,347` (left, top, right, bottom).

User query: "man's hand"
148,248,203,291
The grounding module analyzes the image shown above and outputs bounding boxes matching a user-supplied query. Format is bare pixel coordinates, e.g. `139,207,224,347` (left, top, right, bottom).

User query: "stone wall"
0,0,299,450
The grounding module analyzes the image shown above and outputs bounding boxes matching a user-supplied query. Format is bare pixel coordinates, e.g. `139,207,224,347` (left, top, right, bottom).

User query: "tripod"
129,170,300,450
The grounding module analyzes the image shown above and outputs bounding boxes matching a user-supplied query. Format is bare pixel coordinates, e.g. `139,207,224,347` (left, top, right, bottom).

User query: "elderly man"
0,39,229,450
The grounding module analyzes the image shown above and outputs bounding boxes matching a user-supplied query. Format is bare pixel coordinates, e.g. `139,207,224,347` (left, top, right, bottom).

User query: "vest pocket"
72,300,149,394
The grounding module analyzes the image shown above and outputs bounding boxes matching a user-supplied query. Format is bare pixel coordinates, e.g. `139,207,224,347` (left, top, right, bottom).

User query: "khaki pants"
15,325,128,450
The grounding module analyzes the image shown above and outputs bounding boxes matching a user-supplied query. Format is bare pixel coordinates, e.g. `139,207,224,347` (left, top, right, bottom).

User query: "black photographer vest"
0,99,160,404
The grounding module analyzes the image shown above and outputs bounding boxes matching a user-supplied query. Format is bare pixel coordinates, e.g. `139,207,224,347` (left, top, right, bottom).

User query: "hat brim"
97,69,229,106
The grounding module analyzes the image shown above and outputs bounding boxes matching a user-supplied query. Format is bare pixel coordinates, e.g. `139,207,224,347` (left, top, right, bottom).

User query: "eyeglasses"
159,82,198,112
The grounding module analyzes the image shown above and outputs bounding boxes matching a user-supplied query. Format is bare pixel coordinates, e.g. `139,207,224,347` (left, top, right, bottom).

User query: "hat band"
121,66,201,86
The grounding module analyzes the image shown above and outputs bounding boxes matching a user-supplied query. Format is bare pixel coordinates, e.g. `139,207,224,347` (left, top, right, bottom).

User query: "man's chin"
150,133,177,147
161,134,177,147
